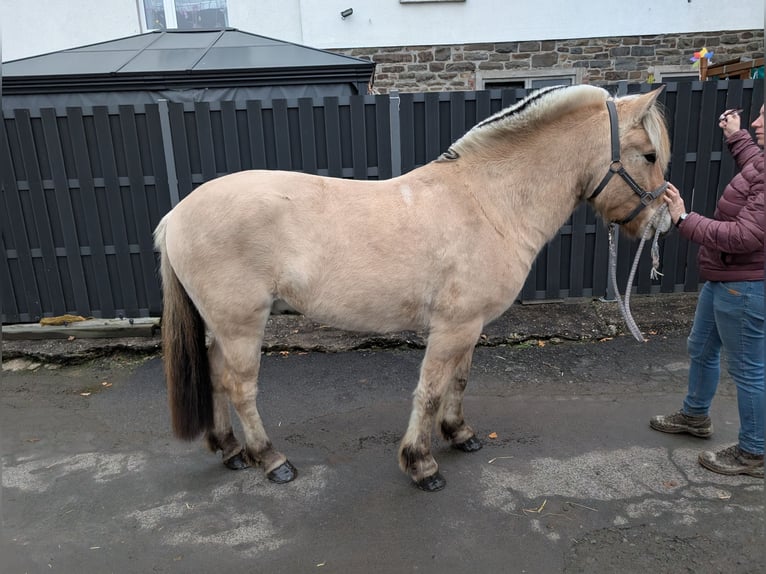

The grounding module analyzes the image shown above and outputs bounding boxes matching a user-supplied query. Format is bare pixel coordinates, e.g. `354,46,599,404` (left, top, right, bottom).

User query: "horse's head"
587,87,671,238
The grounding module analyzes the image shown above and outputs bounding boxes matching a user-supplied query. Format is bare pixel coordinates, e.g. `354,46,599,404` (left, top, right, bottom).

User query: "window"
143,0,228,30
651,66,699,83
477,68,583,90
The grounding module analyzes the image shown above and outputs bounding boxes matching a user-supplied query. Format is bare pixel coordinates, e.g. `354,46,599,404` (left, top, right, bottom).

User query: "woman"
650,104,764,478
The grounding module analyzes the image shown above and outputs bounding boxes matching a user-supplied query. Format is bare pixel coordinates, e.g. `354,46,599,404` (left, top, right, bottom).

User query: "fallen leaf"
67,336,76,342
598,337,613,342
488,432,498,439
537,340,545,347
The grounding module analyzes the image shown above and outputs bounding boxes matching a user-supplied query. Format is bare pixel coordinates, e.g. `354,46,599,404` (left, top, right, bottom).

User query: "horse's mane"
443,84,610,158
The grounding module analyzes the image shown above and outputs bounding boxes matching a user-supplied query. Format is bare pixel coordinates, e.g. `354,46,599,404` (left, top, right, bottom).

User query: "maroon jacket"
678,129,764,282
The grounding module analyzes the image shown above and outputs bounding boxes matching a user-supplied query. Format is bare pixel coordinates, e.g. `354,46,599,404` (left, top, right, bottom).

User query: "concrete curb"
1,293,698,365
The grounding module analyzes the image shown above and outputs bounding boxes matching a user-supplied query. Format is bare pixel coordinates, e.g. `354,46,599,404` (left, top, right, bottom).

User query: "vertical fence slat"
194,102,218,182
1,113,42,321
376,94,393,179
69,106,114,317
424,92,440,162
323,97,343,178
149,102,175,214
568,204,588,297
41,108,90,315
169,102,194,200
246,100,268,170
450,91,466,143
0,229,19,322
272,99,292,171
17,109,66,315
94,106,140,317
350,96,367,180
399,93,415,175
119,105,162,315
221,100,242,174
298,98,317,175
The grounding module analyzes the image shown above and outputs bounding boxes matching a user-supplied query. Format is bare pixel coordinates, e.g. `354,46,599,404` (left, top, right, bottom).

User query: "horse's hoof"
415,472,446,492
224,451,250,470
267,460,297,484
453,435,483,452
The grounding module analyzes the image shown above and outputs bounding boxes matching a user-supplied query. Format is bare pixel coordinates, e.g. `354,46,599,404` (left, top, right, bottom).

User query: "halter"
588,100,668,225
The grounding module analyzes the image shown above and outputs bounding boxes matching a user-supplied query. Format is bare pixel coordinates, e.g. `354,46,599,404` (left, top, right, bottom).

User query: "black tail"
155,219,214,440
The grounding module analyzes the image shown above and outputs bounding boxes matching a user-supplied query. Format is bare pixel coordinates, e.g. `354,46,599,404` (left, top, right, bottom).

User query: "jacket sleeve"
728,129,762,170
679,168,764,254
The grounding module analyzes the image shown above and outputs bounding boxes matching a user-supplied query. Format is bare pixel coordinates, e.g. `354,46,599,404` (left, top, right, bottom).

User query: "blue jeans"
682,280,765,455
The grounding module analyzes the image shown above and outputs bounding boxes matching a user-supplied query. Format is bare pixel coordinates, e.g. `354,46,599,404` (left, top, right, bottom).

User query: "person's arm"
664,179,764,254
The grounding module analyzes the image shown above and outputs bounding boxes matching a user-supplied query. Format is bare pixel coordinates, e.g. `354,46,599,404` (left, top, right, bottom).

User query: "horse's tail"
154,215,214,441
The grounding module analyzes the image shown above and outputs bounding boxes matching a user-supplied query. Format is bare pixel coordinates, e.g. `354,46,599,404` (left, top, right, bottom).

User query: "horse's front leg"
398,321,482,491
439,345,483,453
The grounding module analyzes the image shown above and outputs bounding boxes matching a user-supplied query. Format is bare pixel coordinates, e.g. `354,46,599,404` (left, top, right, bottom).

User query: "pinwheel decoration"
690,47,714,69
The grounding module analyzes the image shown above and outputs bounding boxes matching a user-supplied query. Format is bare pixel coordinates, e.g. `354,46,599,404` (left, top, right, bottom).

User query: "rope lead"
608,204,668,342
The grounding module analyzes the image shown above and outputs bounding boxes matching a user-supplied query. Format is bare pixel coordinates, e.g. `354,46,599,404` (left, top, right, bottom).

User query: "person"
649,104,764,478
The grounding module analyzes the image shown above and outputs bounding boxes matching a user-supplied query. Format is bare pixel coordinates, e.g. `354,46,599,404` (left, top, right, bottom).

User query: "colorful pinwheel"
690,47,714,69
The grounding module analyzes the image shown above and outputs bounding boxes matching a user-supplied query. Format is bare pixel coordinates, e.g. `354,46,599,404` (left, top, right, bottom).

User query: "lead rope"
607,204,668,343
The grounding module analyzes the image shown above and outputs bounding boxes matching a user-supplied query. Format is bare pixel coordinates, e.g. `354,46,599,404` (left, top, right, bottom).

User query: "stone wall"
332,29,763,93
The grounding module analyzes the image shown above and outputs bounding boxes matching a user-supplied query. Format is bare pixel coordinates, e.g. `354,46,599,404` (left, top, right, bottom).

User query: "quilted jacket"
678,129,764,282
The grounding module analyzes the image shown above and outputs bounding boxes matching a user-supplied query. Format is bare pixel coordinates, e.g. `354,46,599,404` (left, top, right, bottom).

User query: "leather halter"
588,100,668,225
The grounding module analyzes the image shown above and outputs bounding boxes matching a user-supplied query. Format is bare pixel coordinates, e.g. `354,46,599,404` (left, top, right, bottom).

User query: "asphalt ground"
2,294,763,573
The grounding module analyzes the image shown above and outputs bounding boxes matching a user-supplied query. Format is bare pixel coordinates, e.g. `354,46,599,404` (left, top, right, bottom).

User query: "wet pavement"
2,294,763,573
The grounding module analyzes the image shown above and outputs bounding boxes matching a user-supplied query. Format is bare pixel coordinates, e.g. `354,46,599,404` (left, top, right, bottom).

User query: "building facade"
2,1,763,93
333,29,763,93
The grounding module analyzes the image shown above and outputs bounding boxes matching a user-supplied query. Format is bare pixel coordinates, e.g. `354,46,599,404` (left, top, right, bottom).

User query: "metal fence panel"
2,81,761,323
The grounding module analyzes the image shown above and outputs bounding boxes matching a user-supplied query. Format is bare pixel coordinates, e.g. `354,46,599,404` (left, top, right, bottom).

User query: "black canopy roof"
2,28,375,104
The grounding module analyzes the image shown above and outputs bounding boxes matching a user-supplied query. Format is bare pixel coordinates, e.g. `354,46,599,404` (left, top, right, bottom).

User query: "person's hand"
662,183,687,225
718,108,742,137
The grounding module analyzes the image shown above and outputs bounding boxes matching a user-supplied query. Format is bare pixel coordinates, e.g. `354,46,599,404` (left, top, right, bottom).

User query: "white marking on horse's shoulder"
399,184,413,206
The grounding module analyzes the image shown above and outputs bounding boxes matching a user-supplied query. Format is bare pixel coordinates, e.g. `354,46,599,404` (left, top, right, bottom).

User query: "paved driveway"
2,334,762,573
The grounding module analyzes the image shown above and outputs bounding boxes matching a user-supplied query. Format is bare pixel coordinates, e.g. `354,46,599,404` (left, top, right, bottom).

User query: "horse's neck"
416,156,583,258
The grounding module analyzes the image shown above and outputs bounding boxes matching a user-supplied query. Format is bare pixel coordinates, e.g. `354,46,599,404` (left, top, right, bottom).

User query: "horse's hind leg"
206,340,249,470
398,320,482,491
214,326,296,483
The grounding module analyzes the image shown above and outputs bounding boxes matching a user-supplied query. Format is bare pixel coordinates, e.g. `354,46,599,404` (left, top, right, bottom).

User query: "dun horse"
154,85,671,491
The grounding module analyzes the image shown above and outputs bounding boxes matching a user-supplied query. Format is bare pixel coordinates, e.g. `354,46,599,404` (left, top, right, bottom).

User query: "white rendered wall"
1,0,141,61
2,0,761,61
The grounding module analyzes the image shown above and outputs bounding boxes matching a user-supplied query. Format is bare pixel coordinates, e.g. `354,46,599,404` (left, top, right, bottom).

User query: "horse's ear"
621,86,664,122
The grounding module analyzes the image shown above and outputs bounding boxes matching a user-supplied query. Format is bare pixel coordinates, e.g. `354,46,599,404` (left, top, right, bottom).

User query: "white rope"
607,204,668,342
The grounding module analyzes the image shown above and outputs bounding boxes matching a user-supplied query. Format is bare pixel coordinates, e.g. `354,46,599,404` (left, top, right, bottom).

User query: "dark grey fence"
1,80,762,323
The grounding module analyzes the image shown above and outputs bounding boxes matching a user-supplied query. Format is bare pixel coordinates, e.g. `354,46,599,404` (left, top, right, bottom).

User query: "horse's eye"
644,153,657,164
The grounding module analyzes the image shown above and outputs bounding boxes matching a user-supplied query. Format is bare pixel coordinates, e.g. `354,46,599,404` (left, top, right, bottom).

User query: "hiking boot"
698,444,764,478
649,410,713,438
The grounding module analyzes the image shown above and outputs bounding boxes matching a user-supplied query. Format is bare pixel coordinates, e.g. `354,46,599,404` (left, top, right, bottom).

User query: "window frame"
476,68,584,90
